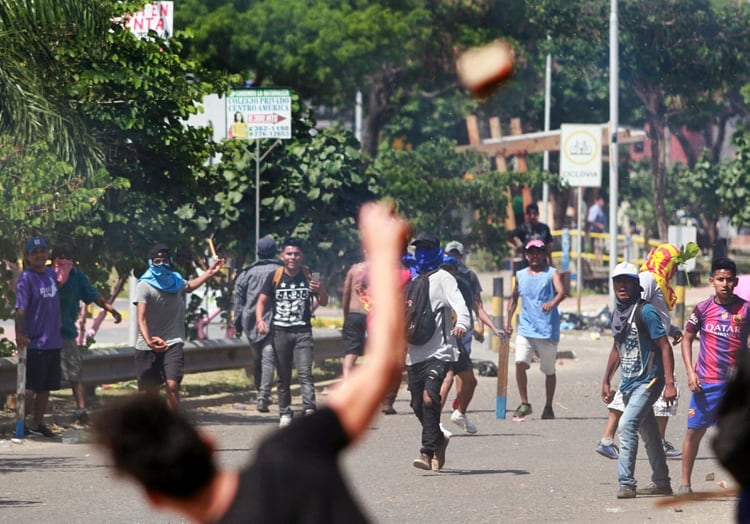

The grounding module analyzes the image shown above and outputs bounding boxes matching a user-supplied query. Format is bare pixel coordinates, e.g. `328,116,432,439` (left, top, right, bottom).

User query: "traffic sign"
560,124,602,187
226,89,292,140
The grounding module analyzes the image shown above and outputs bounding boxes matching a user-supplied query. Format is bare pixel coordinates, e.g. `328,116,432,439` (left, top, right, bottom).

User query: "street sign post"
225,89,293,257
560,124,603,312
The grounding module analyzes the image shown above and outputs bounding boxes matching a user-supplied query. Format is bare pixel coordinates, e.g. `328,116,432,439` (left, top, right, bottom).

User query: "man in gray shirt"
135,244,225,409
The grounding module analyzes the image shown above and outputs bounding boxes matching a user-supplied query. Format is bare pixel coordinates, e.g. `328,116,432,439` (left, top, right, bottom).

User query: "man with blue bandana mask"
134,244,225,409
406,231,470,472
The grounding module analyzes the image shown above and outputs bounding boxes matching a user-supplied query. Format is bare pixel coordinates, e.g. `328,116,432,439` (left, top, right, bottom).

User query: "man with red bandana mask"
52,243,122,424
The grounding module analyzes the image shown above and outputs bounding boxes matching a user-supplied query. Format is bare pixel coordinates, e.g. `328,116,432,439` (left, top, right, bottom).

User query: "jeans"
618,382,670,487
249,336,275,403
273,328,315,416
407,358,448,457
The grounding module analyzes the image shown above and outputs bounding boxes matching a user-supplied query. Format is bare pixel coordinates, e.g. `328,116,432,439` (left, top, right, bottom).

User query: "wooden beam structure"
456,124,647,156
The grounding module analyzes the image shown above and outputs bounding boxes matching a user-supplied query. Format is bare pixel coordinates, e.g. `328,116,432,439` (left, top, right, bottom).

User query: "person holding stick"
93,201,408,523
601,262,677,499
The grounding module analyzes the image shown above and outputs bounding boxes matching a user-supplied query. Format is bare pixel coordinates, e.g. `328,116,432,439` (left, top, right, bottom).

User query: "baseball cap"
148,244,172,261
524,239,545,251
25,236,48,253
257,235,277,258
611,262,639,280
411,231,439,247
444,240,464,256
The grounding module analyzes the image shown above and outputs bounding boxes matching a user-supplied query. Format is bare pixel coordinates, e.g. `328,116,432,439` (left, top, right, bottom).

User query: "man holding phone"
256,238,328,427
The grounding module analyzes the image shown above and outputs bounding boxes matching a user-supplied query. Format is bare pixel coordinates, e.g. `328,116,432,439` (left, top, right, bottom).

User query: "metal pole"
255,139,260,258
674,270,687,329
608,0,619,302
542,38,552,224
577,186,583,314
355,90,363,147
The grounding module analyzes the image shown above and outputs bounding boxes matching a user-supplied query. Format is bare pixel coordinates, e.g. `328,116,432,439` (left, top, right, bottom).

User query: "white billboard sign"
122,1,174,39
560,124,602,188
226,89,292,140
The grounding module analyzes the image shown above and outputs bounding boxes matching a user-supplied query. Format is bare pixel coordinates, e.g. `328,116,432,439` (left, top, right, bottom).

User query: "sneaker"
303,408,316,416
636,482,673,496
450,409,478,434
541,405,555,420
257,398,269,413
513,403,532,418
279,414,292,428
412,453,432,470
617,485,636,499
595,442,619,460
75,409,90,425
676,485,693,496
432,437,450,471
29,424,58,438
381,404,397,415
439,423,453,439
663,440,682,459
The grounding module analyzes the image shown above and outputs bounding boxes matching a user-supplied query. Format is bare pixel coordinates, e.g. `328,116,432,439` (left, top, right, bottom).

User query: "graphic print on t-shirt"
619,323,644,379
274,279,310,328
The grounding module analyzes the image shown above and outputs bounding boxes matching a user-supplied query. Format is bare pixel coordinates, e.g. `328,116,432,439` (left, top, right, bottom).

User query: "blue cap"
25,236,48,253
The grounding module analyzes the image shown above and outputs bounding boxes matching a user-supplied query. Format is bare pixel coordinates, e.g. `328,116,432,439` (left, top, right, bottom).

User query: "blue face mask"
140,260,185,293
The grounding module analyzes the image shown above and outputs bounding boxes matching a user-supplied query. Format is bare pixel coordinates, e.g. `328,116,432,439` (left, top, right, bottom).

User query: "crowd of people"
13,200,750,521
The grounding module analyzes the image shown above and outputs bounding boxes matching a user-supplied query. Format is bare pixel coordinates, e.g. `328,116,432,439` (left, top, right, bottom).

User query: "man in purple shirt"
15,237,62,438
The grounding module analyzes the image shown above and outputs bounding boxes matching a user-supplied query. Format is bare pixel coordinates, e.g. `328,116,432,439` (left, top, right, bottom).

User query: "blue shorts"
687,382,726,430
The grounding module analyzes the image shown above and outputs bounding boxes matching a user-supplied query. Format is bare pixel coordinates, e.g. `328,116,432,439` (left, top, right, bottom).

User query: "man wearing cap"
505,238,565,420
405,232,470,471
233,235,283,413
601,262,677,499
15,237,61,437
52,243,122,424
507,203,553,268
135,244,225,409
441,240,504,434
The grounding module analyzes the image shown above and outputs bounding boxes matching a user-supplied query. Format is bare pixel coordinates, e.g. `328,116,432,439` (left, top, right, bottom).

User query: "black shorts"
451,348,473,374
341,312,367,356
26,348,62,392
135,343,185,389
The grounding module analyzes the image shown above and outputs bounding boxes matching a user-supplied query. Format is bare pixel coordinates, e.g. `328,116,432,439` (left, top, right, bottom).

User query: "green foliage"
717,130,750,228
378,137,549,265
182,100,377,283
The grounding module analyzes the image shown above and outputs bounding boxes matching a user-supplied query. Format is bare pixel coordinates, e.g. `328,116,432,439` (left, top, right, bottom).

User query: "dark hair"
525,203,539,214
92,396,216,499
51,243,74,260
711,257,736,277
282,237,303,251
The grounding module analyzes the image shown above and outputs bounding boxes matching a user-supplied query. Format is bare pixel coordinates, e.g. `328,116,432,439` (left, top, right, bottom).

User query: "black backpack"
405,269,439,345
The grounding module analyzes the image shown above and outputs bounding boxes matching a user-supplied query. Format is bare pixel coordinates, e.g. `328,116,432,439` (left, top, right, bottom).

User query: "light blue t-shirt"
516,266,560,342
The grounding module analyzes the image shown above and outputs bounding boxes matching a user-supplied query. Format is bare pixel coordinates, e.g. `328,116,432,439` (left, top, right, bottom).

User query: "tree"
179,99,378,284
176,0,531,157
528,0,750,240
377,137,552,264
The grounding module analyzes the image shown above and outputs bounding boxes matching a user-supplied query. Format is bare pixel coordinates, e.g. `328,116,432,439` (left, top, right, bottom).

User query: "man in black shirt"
508,203,553,268
93,202,408,524
256,238,328,427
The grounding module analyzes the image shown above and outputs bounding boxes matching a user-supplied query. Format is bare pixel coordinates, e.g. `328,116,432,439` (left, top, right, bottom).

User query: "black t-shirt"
511,222,553,248
216,408,369,524
260,270,313,329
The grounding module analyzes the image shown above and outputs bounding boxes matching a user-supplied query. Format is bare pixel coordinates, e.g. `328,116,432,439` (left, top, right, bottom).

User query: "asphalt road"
0,331,738,524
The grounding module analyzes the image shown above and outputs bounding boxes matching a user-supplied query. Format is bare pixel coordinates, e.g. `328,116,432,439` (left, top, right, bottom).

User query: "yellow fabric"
640,244,680,310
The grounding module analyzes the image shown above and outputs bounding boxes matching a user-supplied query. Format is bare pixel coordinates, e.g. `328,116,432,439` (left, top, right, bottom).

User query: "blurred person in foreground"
93,202,408,523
